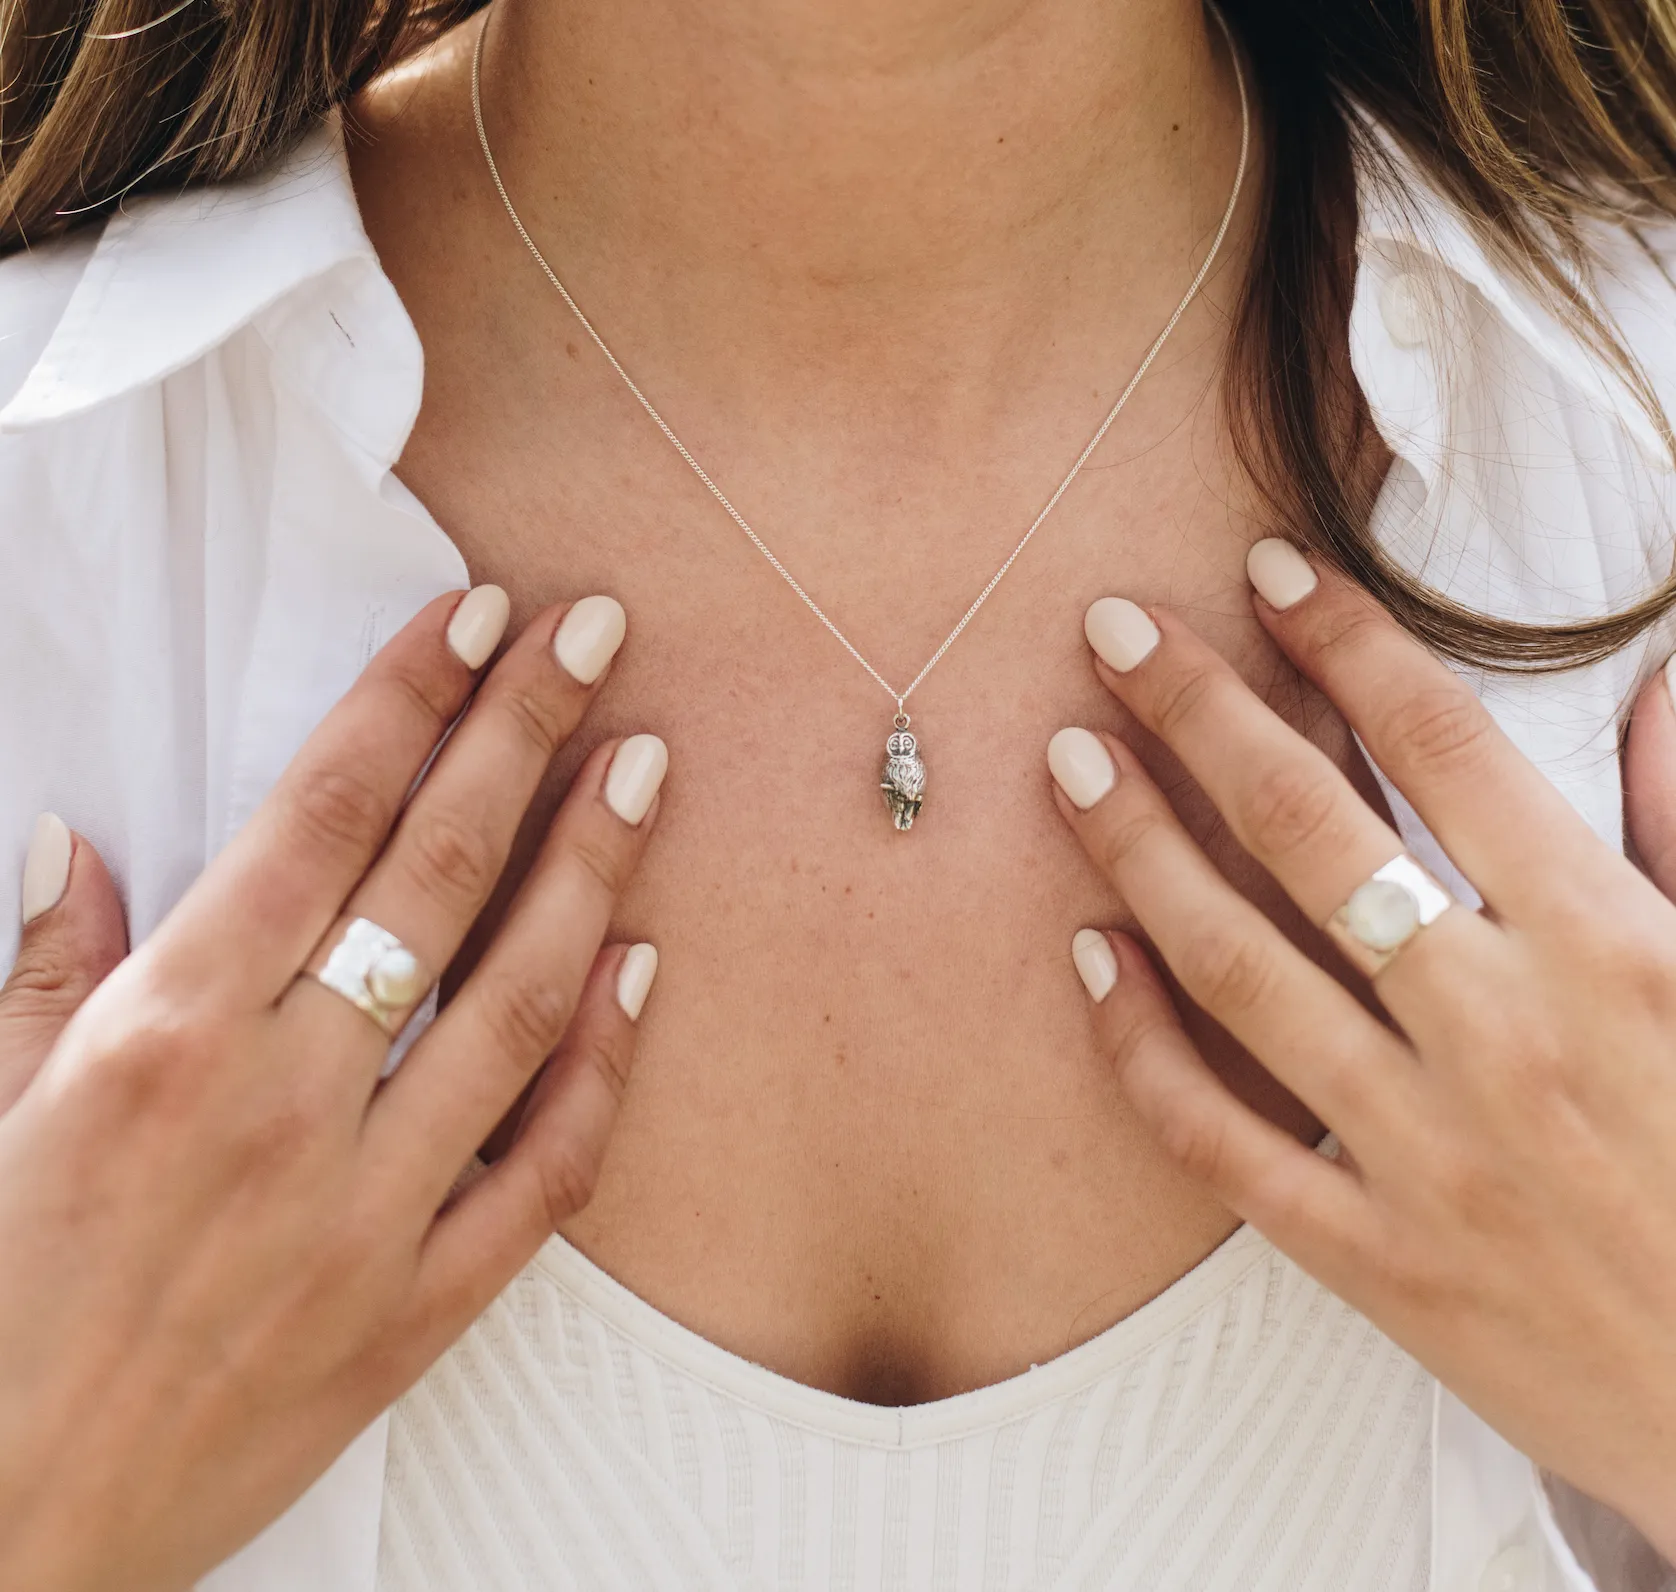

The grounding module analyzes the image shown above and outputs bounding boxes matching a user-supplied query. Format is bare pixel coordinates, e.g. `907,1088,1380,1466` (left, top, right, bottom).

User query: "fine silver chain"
471,12,1249,727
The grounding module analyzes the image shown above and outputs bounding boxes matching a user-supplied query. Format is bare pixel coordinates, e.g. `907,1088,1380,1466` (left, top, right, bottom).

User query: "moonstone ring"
1325,854,1456,977
307,917,432,1038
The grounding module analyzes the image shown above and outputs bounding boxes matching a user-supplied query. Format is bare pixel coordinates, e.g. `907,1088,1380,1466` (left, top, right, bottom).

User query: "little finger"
1070,926,1371,1285
411,941,657,1338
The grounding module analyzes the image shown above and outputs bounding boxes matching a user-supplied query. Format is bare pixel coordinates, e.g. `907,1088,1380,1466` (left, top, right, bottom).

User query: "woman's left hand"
1050,540,1676,1558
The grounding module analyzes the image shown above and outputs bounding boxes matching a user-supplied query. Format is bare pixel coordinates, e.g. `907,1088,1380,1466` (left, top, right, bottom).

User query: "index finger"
1242,541,1604,915
156,587,509,1001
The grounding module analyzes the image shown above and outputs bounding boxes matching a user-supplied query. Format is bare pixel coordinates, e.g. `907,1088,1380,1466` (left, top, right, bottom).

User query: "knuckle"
3,943,98,1018
237,1086,337,1175
495,685,569,761
581,1029,632,1104
402,808,501,911
1424,1142,1512,1234
1575,905,1676,1005
288,767,391,859
1307,603,1384,667
91,1029,175,1102
1106,1008,1178,1088
1094,808,1164,878
1147,665,1219,740
78,1008,216,1121
1242,1159,1319,1237
1378,687,1493,780
1623,939,1676,1015
1239,760,1343,862
539,1146,602,1226
568,831,634,900
1362,1222,1447,1307
1183,932,1276,1018
1490,1028,1572,1102
1154,1095,1233,1189
105,1001,201,1074
482,975,575,1063
385,661,460,734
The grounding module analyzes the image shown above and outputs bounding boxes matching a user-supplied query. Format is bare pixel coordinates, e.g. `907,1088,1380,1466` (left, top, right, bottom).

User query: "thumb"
0,815,129,1113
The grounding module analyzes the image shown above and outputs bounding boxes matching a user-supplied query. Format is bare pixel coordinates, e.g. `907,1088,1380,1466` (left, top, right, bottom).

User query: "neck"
479,0,1249,379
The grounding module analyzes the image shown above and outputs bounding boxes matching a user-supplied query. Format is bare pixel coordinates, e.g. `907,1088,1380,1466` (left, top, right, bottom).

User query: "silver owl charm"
880,728,927,831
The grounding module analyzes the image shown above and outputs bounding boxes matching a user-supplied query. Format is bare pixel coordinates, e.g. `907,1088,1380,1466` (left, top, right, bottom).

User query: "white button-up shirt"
2,115,1673,1592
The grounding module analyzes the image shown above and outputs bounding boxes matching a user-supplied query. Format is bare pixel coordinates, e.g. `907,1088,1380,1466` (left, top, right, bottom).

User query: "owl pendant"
880,728,927,831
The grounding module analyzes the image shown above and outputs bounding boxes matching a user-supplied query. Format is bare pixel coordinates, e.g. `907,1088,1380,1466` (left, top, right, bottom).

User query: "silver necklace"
471,13,1249,831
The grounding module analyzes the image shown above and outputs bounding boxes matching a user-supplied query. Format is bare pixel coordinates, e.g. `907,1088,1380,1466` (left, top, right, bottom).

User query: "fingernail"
446,585,512,669
604,734,669,825
616,942,659,1020
1048,727,1117,809
1072,928,1119,1002
554,595,627,685
1247,539,1319,611
21,813,72,926
1085,597,1160,672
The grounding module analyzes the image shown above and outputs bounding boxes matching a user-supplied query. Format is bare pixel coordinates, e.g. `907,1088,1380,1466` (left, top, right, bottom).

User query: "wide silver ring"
1325,854,1456,977
306,917,432,1039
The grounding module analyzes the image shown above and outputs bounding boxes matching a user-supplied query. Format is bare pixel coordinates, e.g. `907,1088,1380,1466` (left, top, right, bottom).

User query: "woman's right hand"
0,587,665,1592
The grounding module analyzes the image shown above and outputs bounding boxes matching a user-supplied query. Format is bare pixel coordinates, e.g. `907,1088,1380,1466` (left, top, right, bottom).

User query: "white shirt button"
1379,269,1432,347
1478,1543,1542,1592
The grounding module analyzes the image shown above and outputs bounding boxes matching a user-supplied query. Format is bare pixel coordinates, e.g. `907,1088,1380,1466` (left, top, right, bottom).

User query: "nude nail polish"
554,595,627,685
1247,539,1319,611
1085,597,1160,672
1072,928,1119,1002
1048,727,1117,809
21,812,71,926
616,943,659,1020
604,734,669,825
446,585,511,669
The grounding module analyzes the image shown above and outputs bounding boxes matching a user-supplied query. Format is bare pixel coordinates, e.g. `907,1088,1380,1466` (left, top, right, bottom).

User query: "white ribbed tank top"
376,1223,1432,1590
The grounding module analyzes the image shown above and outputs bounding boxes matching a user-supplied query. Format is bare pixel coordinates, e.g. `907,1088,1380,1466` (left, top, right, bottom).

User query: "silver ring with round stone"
307,917,432,1039
1325,854,1457,977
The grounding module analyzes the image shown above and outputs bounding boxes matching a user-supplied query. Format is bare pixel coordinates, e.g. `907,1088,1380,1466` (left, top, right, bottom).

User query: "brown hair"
3,0,1676,671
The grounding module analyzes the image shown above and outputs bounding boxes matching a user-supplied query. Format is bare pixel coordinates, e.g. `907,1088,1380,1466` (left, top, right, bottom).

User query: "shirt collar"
4,109,1672,469
1352,116,1673,467
0,114,419,464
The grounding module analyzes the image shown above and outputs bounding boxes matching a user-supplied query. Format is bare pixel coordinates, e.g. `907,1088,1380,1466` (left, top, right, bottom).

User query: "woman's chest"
391,388,1368,1400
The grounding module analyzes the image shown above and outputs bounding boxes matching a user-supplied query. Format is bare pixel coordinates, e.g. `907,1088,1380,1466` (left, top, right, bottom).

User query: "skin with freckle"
348,0,1388,1405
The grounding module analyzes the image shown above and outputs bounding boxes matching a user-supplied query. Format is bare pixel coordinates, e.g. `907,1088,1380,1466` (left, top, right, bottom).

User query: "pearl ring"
1325,855,1458,978
306,917,432,1039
